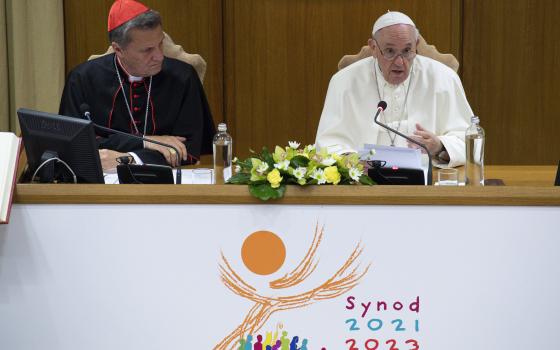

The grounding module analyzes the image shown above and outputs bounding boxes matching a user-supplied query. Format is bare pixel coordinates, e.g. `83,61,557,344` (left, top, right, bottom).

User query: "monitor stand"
35,150,75,183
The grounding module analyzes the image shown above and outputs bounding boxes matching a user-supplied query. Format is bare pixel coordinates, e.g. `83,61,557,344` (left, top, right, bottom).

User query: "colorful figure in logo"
271,340,282,350
289,336,300,350
280,331,290,350
264,327,279,348
245,335,253,350
238,338,246,350
300,339,308,350
254,334,263,350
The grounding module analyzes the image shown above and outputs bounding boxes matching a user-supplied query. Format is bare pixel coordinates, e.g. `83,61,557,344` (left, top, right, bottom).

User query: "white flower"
293,167,307,179
233,157,239,163
321,157,337,166
256,162,269,175
288,141,301,149
306,144,316,151
274,160,290,171
310,168,327,185
234,165,241,173
349,167,362,182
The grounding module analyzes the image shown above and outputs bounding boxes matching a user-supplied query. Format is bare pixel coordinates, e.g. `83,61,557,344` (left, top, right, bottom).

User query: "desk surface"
14,165,560,206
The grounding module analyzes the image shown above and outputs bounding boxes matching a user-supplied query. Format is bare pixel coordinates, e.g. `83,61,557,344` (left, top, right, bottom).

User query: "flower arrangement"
228,141,375,200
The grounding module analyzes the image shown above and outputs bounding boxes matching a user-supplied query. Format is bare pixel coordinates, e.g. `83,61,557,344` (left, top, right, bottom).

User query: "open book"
1,132,22,224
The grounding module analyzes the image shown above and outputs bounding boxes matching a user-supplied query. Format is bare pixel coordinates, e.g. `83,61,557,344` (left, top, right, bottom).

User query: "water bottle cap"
218,123,227,132
471,116,480,124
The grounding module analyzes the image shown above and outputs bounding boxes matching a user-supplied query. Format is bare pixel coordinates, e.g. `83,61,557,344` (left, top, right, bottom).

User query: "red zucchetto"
107,0,150,32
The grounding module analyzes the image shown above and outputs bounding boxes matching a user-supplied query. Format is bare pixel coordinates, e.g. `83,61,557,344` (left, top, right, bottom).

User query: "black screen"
554,161,560,186
18,108,104,183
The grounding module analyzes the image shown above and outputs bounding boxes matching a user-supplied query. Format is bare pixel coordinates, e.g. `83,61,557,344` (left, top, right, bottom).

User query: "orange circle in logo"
241,231,286,275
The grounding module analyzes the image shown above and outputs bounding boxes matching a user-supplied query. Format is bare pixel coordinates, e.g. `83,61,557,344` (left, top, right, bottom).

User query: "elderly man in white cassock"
315,11,473,167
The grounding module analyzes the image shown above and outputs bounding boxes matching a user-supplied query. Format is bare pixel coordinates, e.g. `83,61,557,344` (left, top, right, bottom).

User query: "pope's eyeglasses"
374,39,417,61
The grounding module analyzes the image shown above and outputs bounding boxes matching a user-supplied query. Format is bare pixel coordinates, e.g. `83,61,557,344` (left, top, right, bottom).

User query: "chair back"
337,34,459,73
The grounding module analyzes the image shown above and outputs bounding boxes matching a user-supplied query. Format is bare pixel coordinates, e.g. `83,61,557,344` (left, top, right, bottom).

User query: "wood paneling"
463,0,560,165
63,1,559,165
224,0,462,158
63,0,223,122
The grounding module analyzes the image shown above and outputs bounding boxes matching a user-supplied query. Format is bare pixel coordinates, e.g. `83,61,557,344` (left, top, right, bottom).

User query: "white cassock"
315,55,473,167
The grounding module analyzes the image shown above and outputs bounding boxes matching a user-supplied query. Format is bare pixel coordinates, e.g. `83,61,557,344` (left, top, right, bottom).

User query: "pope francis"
315,11,473,167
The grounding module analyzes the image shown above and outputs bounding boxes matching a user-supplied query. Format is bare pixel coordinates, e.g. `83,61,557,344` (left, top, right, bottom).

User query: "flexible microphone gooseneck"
373,100,433,185
79,103,182,184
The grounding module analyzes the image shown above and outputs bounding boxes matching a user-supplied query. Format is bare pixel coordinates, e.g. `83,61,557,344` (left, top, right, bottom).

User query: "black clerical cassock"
59,53,215,165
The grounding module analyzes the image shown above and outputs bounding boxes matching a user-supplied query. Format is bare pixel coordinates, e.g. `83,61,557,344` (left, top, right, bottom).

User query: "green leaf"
359,174,375,185
261,147,275,167
339,178,353,185
290,155,310,168
237,158,253,170
250,179,269,185
338,167,350,177
249,183,286,200
227,173,251,184
285,177,300,185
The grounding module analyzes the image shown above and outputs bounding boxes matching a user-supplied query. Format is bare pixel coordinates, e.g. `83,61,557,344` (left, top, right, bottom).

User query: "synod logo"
214,224,370,350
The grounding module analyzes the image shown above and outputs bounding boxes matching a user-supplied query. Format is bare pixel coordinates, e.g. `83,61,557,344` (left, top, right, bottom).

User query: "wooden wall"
462,0,560,165
64,0,560,164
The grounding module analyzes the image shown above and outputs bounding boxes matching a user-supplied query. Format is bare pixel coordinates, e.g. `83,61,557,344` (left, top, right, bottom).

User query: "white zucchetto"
372,11,416,36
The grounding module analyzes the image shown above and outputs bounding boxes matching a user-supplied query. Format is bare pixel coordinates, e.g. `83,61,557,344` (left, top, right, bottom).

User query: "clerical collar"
116,57,145,83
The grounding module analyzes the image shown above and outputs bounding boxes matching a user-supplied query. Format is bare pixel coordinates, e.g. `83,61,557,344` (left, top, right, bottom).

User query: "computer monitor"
17,108,104,183
555,160,560,186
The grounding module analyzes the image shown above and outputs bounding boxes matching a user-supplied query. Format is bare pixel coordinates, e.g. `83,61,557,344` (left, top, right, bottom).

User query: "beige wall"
0,0,65,133
63,0,560,164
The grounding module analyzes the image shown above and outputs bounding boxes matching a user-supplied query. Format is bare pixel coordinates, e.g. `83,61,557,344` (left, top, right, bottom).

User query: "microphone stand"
374,107,433,185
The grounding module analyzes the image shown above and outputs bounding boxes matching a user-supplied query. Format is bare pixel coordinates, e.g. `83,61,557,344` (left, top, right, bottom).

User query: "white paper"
103,169,213,185
360,144,422,169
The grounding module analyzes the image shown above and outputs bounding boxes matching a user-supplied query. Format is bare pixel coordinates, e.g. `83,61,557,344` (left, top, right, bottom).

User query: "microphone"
79,103,182,184
374,100,387,121
373,100,433,185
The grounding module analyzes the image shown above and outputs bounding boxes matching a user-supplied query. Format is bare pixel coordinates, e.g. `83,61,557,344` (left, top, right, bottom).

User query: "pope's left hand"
408,123,443,155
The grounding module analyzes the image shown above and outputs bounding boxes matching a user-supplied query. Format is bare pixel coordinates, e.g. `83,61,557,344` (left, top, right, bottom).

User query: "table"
2,165,559,350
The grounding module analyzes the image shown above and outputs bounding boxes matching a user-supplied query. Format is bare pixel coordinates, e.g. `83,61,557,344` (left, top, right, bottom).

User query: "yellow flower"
324,166,341,185
267,169,283,188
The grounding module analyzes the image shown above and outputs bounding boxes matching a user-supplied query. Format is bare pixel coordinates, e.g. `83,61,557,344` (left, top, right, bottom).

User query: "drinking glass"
437,168,459,186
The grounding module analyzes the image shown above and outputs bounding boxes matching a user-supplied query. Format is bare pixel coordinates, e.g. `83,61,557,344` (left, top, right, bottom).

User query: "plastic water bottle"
213,123,232,184
465,116,485,186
